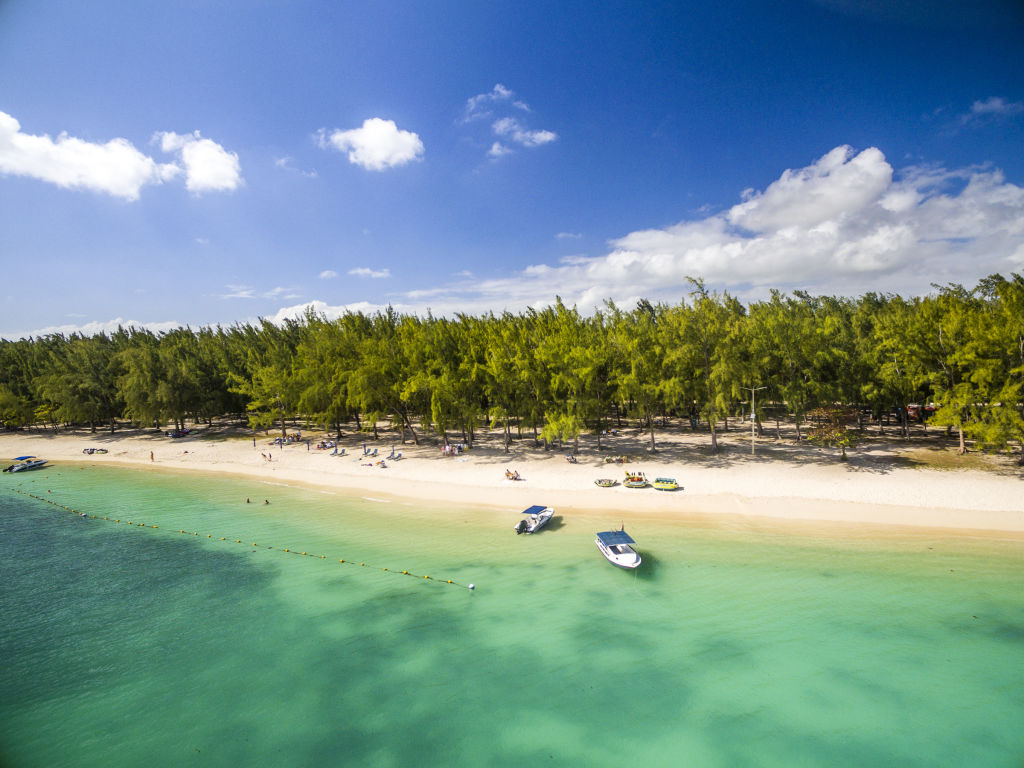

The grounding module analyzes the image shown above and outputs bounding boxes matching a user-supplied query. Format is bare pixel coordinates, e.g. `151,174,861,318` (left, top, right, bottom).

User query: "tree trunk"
710,421,718,454
503,422,511,454
957,424,966,455
403,412,419,445
795,417,802,442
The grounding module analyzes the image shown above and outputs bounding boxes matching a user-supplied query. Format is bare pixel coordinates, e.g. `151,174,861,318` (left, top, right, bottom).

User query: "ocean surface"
2,464,1022,767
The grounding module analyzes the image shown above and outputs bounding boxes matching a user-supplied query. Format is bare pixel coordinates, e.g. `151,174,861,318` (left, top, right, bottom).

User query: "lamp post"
741,386,767,455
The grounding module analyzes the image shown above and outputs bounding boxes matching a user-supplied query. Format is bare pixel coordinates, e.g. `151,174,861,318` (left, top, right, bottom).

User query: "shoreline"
3,426,1023,540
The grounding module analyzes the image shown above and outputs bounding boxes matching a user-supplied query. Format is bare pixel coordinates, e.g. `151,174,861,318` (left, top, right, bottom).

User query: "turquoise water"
2,465,1023,767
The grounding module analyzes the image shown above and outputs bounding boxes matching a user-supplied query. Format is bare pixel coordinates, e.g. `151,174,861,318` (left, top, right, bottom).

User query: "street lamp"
740,385,767,456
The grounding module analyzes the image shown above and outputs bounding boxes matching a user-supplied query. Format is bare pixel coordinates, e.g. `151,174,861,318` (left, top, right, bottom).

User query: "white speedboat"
514,505,554,534
595,529,641,569
3,456,48,473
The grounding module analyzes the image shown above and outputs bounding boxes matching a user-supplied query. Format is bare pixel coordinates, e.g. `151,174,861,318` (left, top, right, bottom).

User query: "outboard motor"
514,519,526,535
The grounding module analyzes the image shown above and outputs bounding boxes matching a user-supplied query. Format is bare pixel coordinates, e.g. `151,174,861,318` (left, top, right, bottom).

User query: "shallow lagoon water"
2,464,1023,767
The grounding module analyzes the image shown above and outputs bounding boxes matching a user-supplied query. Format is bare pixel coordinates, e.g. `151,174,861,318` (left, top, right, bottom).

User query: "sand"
3,424,1022,537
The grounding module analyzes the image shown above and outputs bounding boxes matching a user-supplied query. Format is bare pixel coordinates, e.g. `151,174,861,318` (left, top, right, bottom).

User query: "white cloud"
487,142,513,158
967,96,1024,120
0,110,179,200
492,117,557,148
218,284,299,300
275,155,318,178
556,231,583,240
220,284,256,299
318,270,338,279
727,145,892,232
463,83,527,121
953,97,1024,130
266,299,411,327
3,317,183,341
348,267,391,279
462,86,555,159
0,111,244,200
279,145,1023,318
156,131,242,193
319,118,423,171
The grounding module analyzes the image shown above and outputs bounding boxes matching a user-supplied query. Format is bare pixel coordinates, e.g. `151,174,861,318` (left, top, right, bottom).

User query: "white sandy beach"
3,425,1023,537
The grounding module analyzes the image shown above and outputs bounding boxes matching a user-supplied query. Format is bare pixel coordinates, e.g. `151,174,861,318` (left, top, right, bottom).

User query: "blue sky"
2,0,1023,339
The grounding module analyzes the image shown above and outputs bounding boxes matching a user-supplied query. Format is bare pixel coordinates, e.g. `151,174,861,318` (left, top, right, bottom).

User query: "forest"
2,276,1023,462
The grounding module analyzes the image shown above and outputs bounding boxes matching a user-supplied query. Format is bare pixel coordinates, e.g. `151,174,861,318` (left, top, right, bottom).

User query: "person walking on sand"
150,451,154,462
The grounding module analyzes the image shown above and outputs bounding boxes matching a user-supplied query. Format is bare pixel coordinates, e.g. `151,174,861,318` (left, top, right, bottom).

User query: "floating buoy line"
6,486,475,591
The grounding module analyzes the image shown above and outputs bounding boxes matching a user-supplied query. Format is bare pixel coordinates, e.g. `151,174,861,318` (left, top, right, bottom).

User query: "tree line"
1,275,1022,461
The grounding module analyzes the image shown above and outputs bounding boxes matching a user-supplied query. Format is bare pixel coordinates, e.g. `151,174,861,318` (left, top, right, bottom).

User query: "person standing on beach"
150,451,154,462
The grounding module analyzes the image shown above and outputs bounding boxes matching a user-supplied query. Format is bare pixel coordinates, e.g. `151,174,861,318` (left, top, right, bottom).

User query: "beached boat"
3,456,48,473
595,529,642,569
514,505,554,534
653,477,680,491
594,478,618,487
623,471,648,488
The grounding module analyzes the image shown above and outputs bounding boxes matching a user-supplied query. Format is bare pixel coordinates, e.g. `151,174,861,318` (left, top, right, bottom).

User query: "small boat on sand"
3,456,48,473
514,505,554,535
623,471,648,488
653,477,680,491
595,529,641,569
594,478,618,487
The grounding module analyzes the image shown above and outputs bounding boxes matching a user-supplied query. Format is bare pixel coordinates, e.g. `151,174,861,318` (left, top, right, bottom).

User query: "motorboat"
514,505,554,534
653,477,680,491
623,471,648,488
3,456,48,473
594,478,618,487
595,529,641,569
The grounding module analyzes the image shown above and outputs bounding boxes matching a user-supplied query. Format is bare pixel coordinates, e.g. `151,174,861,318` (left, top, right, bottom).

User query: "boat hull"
595,539,641,569
5,460,48,473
